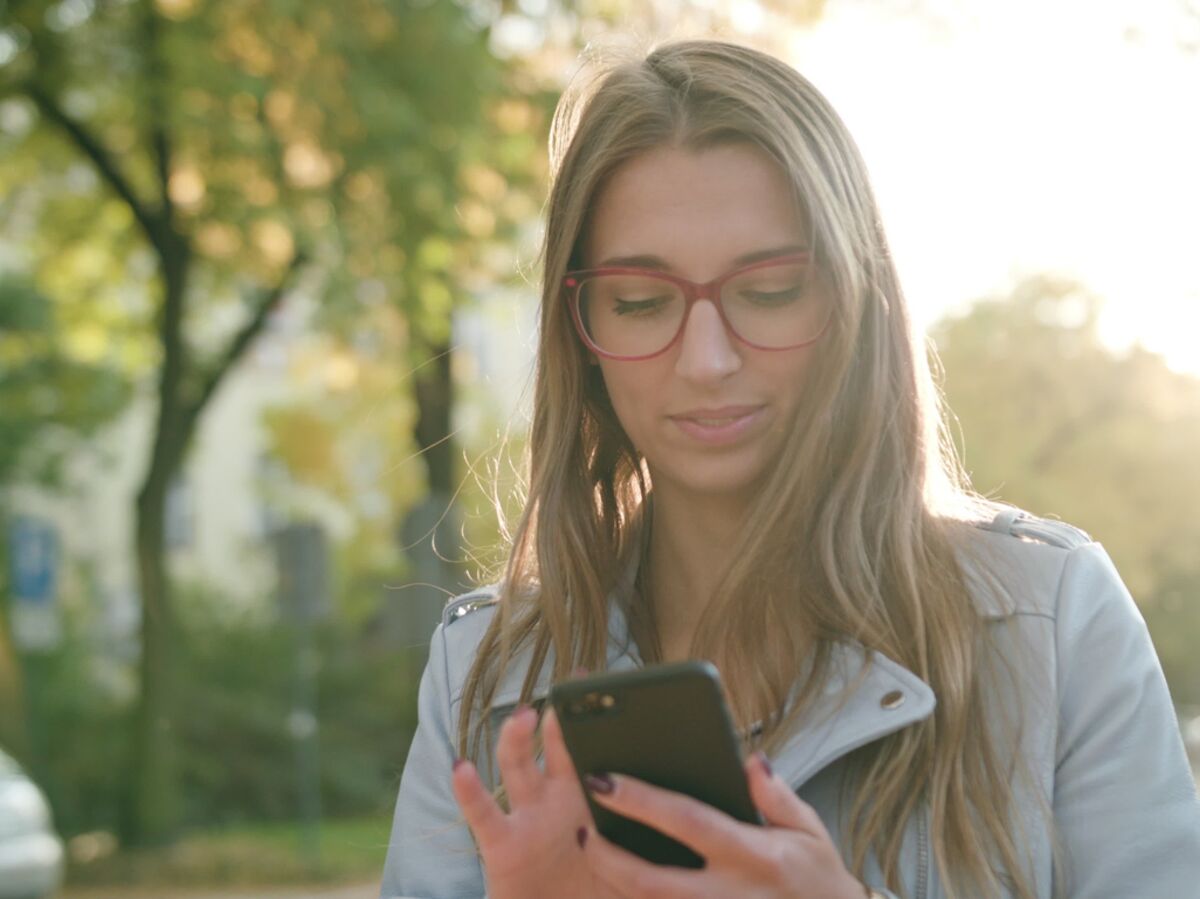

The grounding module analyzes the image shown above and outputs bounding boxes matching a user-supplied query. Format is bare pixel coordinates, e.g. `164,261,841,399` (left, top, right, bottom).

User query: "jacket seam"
1002,611,1056,621
1050,547,1078,773
438,623,456,751
1049,548,1075,618
918,800,929,899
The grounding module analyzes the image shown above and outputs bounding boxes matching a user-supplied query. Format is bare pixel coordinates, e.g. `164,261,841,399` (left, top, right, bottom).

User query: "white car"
0,749,63,899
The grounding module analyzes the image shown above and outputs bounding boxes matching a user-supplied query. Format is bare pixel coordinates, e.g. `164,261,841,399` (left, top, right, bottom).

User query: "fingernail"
755,750,774,778
452,757,466,773
513,703,536,723
576,826,588,848
572,666,589,678
583,772,615,795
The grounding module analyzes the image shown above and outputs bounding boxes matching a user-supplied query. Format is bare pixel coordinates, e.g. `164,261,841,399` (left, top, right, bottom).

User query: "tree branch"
25,82,167,253
140,0,173,210
181,249,309,435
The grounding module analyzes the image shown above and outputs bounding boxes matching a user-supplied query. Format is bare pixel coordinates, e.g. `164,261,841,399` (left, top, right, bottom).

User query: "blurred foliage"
173,590,417,828
0,272,132,756
31,578,419,841
258,304,426,586
0,274,131,487
0,0,540,333
934,274,1200,703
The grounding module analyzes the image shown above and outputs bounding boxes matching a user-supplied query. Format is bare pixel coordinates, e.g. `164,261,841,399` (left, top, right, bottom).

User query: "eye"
740,285,805,305
613,295,672,316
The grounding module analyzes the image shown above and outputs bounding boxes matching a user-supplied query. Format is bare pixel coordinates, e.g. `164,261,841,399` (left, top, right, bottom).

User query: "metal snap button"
880,690,905,710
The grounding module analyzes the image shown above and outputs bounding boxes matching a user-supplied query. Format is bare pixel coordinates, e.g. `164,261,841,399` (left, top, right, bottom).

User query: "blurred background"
1,0,1198,896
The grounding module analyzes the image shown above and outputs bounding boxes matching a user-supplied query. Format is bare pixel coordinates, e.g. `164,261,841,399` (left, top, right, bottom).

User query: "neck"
642,487,751,660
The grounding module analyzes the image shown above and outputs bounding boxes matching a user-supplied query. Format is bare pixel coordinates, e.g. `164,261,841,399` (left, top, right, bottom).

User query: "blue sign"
8,516,61,651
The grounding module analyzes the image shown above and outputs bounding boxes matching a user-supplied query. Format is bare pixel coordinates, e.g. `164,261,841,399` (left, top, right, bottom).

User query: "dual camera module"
562,691,621,719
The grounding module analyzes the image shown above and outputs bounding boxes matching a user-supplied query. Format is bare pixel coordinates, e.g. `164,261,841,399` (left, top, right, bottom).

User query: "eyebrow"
596,244,808,271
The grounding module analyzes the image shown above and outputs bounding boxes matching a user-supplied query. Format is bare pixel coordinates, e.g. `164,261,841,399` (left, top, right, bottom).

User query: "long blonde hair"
458,39,1063,899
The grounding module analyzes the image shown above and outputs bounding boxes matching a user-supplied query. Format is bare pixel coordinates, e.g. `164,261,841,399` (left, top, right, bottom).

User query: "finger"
495,704,543,806
451,758,507,847
581,825,699,899
584,772,749,862
746,751,828,836
539,705,577,780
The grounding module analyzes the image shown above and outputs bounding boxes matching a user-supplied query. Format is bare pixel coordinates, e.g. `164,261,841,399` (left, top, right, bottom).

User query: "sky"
781,0,1200,373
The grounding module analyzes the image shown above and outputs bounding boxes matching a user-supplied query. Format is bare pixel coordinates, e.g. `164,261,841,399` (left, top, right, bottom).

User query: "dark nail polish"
576,826,588,848
583,772,615,795
755,750,773,778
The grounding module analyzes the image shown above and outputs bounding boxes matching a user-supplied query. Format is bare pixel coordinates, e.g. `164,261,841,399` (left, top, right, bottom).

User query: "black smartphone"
548,660,760,867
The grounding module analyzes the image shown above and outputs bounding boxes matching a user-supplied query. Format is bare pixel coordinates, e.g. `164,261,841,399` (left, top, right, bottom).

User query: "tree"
0,0,520,846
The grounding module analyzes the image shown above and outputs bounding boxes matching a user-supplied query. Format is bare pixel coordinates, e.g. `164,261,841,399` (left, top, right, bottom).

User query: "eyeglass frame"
562,251,831,361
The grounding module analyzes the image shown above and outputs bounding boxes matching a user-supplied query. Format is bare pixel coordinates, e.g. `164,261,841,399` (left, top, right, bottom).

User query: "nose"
674,299,742,383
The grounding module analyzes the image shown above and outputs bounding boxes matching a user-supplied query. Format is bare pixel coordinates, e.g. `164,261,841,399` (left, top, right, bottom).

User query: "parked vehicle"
0,748,63,899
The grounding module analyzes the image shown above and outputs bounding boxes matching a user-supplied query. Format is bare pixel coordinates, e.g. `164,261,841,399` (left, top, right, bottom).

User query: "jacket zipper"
917,802,930,899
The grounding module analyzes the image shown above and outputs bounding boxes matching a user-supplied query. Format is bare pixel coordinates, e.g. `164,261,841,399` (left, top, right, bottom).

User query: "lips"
668,405,765,445
671,405,762,423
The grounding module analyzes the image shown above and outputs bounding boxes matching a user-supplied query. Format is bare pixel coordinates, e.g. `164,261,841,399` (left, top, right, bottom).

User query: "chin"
659,463,767,502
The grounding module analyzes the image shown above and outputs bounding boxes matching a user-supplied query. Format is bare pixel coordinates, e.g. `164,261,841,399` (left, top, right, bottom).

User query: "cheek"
597,365,659,436
771,350,818,400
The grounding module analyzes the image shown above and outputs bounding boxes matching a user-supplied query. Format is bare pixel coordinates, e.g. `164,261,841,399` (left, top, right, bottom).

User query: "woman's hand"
450,704,615,899
578,752,868,899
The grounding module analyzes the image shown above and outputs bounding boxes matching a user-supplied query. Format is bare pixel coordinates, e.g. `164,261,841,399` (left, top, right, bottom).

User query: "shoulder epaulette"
442,588,500,627
979,508,1092,550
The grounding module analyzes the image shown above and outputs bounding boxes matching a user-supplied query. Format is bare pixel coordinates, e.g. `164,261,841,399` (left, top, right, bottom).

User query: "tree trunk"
118,235,189,848
393,340,461,648
414,341,454,498
120,477,177,846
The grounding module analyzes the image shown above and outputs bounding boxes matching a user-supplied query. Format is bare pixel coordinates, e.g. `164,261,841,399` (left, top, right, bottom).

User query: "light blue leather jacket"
380,510,1200,898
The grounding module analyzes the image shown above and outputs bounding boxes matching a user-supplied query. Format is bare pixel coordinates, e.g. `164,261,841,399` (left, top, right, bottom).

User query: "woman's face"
582,142,825,505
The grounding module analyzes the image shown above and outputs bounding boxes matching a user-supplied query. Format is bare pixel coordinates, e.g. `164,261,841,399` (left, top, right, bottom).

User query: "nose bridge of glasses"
687,274,721,304
683,272,737,339
681,273,724,322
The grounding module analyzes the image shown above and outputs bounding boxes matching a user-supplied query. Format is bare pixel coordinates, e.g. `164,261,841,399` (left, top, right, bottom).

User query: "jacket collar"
767,638,937,788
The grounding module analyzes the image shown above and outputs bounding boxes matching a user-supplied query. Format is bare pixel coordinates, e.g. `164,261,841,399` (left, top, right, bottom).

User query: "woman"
380,39,1200,899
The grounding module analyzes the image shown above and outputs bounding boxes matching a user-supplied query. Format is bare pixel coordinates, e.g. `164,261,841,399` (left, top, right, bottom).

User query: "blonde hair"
458,39,1064,899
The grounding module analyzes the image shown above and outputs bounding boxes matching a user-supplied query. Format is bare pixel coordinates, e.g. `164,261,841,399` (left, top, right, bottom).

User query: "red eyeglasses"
563,252,831,361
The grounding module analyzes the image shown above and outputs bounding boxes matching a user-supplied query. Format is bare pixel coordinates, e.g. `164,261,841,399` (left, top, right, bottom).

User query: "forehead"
583,142,808,273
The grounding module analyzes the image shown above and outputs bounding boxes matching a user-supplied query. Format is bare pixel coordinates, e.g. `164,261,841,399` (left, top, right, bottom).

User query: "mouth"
669,406,765,444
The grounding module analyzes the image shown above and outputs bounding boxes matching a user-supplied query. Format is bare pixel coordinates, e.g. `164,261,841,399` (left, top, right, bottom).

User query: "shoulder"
957,504,1105,620
972,505,1093,551
433,585,548,714
442,586,501,628
434,586,501,708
